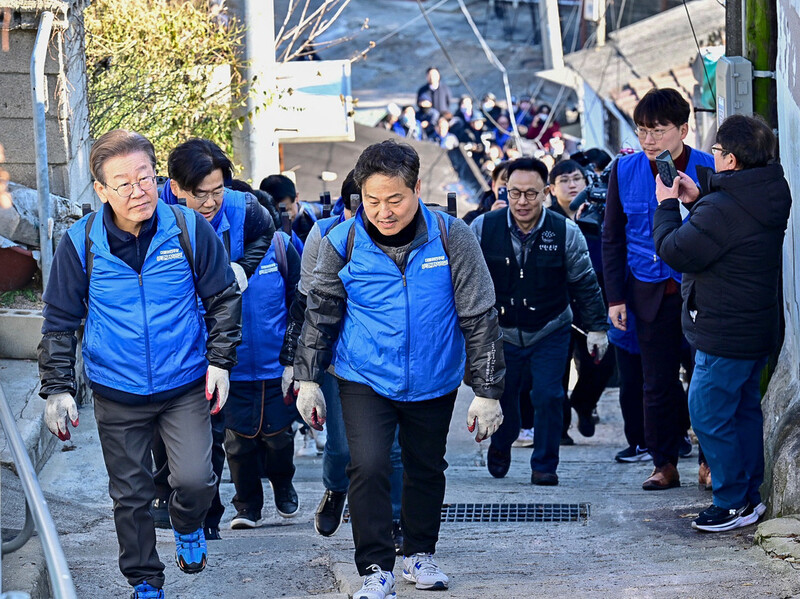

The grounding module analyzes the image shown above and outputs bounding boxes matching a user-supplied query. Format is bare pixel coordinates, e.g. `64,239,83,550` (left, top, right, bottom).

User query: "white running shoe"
312,425,327,454
354,564,396,599
512,428,534,448
739,502,767,527
402,553,449,590
296,429,318,457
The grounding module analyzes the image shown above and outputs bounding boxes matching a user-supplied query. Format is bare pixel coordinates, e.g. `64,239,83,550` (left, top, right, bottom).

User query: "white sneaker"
354,565,396,599
512,428,534,448
402,553,449,590
296,430,318,457
312,425,327,454
739,502,767,527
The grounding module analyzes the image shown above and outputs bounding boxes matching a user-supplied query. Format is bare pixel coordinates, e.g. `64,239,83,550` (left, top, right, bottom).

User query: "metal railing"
0,383,77,598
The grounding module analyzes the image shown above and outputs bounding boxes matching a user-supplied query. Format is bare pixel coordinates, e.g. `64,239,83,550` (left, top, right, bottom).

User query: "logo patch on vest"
259,263,279,275
157,248,184,262
422,255,449,270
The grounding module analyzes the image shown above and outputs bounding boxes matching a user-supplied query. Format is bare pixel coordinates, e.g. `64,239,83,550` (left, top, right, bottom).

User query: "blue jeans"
688,350,767,509
321,372,403,519
491,326,571,474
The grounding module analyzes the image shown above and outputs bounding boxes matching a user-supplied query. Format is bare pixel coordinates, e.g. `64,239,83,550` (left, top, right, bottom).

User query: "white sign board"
274,60,355,143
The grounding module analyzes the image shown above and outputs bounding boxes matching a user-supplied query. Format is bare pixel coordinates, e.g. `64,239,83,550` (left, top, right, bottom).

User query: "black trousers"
615,345,645,449
636,294,687,468
338,379,457,575
153,411,226,528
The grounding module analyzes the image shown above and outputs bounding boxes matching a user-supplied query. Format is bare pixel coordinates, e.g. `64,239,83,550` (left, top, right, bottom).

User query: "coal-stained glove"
467,395,504,442
281,366,294,397
230,262,249,293
586,331,608,362
206,365,230,415
45,392,79,441
296,380,326,431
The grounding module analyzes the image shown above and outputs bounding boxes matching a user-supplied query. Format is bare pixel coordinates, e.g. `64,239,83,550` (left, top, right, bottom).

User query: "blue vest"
617,149,714,283
327,202,465,401
318,213,346,238
68,201,205,396
231,233,291,382
212,189,247,261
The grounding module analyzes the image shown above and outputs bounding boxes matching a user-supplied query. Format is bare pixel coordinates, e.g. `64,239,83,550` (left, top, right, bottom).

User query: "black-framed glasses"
634,125,676,141
507,188,542,201
106,175,156,199
710,145,728,156
191,187,225,202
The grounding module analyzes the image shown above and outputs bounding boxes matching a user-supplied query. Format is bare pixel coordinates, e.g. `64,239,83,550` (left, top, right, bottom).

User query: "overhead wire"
682,0,717,109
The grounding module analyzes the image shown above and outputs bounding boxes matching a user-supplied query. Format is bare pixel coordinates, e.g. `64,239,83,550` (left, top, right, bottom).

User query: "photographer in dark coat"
653,114,792,533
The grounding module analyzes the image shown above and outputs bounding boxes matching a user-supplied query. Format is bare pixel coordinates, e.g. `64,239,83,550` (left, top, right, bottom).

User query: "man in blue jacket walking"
38,130,242,599
294,140,505,599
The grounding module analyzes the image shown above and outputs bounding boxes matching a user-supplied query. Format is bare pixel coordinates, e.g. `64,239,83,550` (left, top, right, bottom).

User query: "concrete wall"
762,0,800,517
0,1,92,215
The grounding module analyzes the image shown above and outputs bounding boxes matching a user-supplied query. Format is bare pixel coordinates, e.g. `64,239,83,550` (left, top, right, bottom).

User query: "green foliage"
85,0,248,167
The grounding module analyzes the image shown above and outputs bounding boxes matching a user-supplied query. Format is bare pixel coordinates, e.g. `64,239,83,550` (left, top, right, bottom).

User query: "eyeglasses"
634,125,676,141
192,187,225,202
555,175,585,185
710,145,729,156
507,188,542,201
106,175,156,199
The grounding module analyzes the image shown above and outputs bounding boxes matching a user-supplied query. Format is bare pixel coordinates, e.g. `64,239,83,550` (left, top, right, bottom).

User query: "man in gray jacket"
472,157,608,486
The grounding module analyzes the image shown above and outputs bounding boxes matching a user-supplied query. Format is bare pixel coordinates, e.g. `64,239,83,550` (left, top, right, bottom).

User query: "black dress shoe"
392,520,404,555
314,489,347,537
531,471,559,486
560,433,575,446
577,412,596,438
487,445,511,478
203,526,221,541
151,498,171,530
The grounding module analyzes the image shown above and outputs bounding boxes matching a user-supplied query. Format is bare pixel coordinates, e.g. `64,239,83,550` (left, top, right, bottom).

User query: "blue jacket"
328,203,465,401
617,149,714,283
67,202,206,395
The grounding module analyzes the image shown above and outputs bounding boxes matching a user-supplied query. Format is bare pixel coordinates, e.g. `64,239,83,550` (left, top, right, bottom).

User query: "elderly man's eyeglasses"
507,188,542,201
192,187,225,202
710,145,729,156
105,176,156,199
634,126,676,141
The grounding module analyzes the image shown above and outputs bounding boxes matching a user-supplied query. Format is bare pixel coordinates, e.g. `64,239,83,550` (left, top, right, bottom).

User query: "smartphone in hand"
497,186,508,205
655,150,679,187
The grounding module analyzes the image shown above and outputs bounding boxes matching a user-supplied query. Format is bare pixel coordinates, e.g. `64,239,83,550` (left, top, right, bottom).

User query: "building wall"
762,0,800,516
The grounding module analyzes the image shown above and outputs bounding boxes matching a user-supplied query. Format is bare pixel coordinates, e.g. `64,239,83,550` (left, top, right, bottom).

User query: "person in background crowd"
463,160,509,225
653,114,791,531
602,88,715,490
472,157,608,486
417,66,453,117
261,174,317,244
294,140,505,599
39,129,242,599
430,115,459,150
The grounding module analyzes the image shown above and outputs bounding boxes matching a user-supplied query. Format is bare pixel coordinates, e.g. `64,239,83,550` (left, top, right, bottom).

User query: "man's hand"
281,366,294,397
45,392,79,441
655,170,700,205
609,304,627,331
467,396,504,442
296,381,326,431
586,331,609,362
230,262,249,293
206,365,230,415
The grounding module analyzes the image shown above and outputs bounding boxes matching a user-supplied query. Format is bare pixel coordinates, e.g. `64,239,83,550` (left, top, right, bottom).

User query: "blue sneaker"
131,581,164,598
174,527,207,574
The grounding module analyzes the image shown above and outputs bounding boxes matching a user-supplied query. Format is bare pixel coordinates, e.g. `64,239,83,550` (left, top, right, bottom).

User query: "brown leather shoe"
698,462,713,490
642,463,680,490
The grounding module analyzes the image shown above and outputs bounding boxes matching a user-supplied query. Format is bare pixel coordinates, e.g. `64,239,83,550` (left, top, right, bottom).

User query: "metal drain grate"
342,503,590,523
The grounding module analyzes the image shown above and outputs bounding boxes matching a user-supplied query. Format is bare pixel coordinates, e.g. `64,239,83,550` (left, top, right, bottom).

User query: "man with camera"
471,157,607,485
602,88,714,490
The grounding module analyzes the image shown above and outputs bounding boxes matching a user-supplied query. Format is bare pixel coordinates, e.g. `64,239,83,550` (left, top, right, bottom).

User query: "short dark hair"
251,189,280,227
491,160,510,183
341,169,359,211
229,179,254,193
633,88,690,128
90,129,156,184
426,66,439,74
548,159,584,185
260,174,297,203
505,157,549,185
716,114,776,169
167,138,233,193
353,139,420,191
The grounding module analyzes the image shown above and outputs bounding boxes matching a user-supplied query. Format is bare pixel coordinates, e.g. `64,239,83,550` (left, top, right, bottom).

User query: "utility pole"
725,0,743,56
745,0,777,127
228,0,281,182
539,0,564,70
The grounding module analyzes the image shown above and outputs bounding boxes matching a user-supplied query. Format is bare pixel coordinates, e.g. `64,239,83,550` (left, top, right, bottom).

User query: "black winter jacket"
653,164,792,359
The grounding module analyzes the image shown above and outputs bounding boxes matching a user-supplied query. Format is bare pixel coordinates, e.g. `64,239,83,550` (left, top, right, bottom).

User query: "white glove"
281,365,294,396
295,380,326,431
44,392,79,441
467,396,504,442
206,365,230,415
230,262,248,293
586,331,609,362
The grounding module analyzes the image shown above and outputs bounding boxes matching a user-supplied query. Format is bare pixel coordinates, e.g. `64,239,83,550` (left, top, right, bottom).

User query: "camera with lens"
570,161,612,238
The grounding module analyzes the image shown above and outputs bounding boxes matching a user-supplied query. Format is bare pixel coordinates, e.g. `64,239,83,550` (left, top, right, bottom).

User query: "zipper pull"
520,268,524,279
505,257,510,266
510,298,515,306
402,274,407,287
523,298,527,307
653,254,658,262
139,273,143,286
